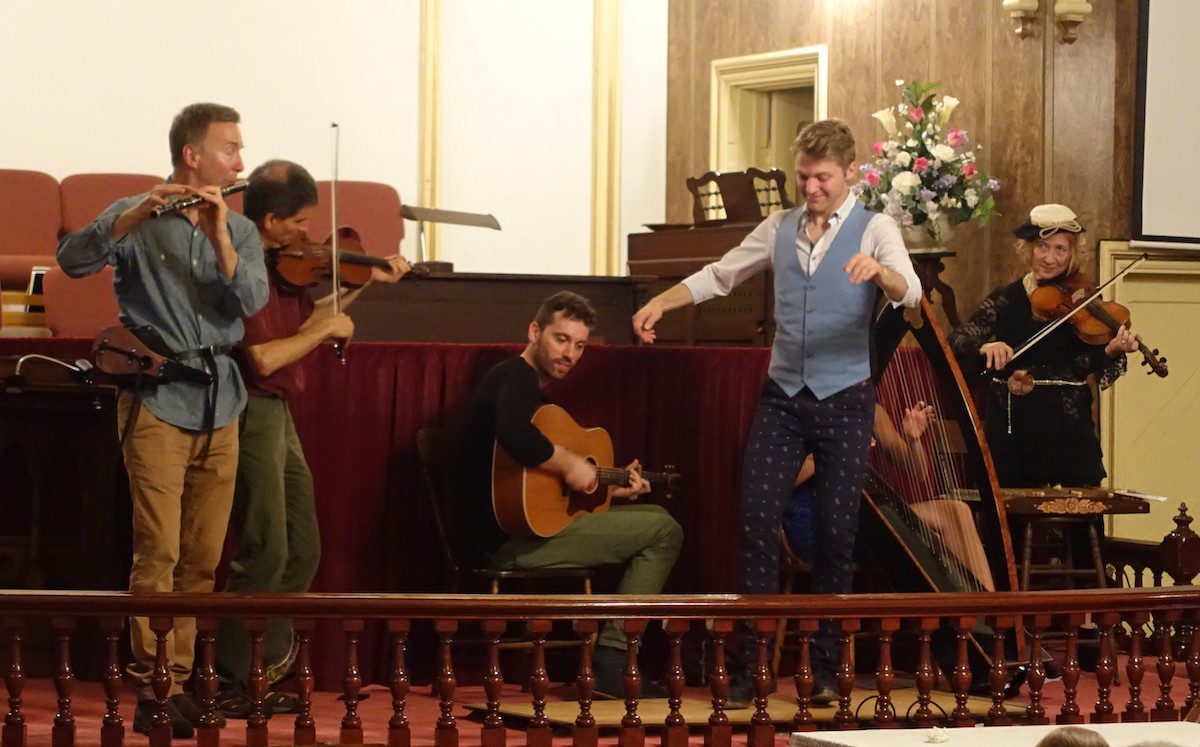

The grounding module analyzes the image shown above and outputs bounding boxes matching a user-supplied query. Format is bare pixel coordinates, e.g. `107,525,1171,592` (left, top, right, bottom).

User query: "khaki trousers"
117,392,238,700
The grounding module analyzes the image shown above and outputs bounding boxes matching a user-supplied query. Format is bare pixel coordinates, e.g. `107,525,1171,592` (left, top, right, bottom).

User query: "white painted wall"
0,0,667,276
619,0,668,271
435,0,595,275
0,1,420,216
435,0,666,275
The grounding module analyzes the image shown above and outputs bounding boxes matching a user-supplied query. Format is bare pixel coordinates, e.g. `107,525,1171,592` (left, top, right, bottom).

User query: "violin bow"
1003,252,1148,369
330,122,346,363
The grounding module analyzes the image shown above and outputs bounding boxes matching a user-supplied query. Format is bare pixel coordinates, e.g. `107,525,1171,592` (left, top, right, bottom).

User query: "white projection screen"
1135,0,1200,246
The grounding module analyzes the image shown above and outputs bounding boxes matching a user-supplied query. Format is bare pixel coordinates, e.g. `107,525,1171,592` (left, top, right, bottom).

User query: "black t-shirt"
459,356,556,559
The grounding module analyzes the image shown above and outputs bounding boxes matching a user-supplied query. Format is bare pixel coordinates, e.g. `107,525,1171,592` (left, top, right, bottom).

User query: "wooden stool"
1018,515,1107,591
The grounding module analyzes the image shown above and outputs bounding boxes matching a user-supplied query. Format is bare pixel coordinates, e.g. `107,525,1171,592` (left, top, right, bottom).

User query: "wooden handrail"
2,586,1200,619
6,588,1200,741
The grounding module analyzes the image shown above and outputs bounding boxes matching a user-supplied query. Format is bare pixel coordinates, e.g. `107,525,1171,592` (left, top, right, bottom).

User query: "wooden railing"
1105,503,1200,590
3,587,1200,746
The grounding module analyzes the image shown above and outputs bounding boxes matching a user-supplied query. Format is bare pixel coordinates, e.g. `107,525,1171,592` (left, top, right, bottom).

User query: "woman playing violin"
948,204,1141,488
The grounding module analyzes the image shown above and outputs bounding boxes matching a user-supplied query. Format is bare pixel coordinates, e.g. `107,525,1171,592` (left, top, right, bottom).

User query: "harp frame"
868,296,1020,596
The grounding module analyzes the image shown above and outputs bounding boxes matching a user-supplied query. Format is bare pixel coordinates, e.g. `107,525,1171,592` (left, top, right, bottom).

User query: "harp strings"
874,340,987,592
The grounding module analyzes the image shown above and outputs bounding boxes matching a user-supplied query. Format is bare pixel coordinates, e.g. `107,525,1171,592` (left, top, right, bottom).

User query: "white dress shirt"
681,192,922,308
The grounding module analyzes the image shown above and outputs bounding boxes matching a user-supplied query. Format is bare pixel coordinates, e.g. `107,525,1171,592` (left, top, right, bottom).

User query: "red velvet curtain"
2,338,771,686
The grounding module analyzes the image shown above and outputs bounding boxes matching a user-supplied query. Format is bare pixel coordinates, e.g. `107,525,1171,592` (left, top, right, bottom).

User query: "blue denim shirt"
57,193,269,431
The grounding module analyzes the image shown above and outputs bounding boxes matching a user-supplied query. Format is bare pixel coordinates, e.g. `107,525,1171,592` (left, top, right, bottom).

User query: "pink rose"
864,170,880,188
962,162,978,178
913,157,930,172
947,127,965,148
872,141,885,157
908,107,925,122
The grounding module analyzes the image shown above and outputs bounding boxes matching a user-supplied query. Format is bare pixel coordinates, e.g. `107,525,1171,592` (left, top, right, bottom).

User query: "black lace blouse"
948,278,1126,487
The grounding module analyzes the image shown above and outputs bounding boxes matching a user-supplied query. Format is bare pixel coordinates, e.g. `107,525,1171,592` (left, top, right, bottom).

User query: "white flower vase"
901,213,955,254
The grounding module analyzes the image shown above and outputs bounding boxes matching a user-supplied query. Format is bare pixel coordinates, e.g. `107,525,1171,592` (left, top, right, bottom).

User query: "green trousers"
216,396,320,687
489,503,683,650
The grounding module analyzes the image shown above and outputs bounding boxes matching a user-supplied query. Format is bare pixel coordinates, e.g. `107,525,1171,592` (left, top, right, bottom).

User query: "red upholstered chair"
60,173,164,233
42,265,120,338
0,169,61,287
306,181,404,256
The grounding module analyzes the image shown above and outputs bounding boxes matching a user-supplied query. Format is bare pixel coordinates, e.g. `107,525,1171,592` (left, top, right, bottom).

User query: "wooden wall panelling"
877,0,932,105
664,0,1135,313
828,0,880,161
666,0,698,223
932,0,992,321
1110,0,1138,242
986,0,1045,286
1051,0,1117,278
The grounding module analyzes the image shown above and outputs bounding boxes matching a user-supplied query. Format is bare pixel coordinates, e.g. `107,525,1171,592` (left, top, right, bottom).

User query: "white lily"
940,96,959,124
872,108,898,135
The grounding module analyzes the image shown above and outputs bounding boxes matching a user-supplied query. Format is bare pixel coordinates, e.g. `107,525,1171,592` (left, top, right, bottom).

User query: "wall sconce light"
1054,0,1092,44
1002,0,1040,39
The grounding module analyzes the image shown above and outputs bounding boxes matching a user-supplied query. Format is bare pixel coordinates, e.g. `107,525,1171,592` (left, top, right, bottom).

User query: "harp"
860,297,1020,598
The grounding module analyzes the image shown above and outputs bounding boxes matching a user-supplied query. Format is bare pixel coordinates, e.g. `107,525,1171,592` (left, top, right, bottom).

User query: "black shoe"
133,698,194,739
591,645,668,700
725,677,755,710
264,690,303,714
171,692,226,728
810,674,838,706
1044,660,1063,682
969,665,1028,699
216,688,274,720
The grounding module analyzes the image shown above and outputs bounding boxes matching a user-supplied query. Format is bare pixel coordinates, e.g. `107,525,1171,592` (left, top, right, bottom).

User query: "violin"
1029,271,1168,377
270,226,413,290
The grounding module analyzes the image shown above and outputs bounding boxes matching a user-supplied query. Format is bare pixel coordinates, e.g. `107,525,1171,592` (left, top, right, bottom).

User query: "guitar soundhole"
568,491,607,514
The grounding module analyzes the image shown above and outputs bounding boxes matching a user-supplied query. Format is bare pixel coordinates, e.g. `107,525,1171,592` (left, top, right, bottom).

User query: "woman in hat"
947,204,1141,487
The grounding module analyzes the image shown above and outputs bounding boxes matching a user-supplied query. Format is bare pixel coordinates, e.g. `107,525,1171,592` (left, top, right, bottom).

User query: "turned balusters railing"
573,620,598,747
294,620,317,745
0,588,1199,745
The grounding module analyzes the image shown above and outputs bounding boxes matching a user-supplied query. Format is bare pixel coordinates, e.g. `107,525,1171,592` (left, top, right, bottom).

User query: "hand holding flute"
149,180,248,218
107,181,248,278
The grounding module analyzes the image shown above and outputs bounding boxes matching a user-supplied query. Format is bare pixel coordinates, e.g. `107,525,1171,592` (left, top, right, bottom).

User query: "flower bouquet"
858,81,1000,250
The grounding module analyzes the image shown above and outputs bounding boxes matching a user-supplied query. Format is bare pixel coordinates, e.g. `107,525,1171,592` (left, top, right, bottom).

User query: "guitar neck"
595,467,672,487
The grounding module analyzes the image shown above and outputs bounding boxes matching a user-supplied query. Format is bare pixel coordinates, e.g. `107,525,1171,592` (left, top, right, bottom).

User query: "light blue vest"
768,201,876,400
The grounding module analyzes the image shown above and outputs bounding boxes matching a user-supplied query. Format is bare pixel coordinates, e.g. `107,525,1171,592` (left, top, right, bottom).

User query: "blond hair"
793,119,856,167
1035,726,1110,747
1014,232,1083,276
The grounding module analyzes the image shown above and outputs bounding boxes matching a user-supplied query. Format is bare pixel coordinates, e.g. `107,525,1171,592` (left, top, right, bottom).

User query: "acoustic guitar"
491,404,681,537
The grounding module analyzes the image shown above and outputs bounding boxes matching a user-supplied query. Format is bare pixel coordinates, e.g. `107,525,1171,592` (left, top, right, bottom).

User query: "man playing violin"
948,204,1141,488
213,159,409,717
460,291,683,699
57,102,269,738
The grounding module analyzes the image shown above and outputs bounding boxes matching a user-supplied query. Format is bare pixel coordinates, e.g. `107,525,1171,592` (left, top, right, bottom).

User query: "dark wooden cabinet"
343,272,646,345
627,222,772,347
0,365,129,592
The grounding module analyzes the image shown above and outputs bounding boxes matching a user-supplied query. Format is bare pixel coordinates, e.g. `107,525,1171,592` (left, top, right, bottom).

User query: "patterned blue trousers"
738,378,875,673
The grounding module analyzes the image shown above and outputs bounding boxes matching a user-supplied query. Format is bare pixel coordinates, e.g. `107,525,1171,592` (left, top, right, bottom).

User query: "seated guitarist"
460,291,683,698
